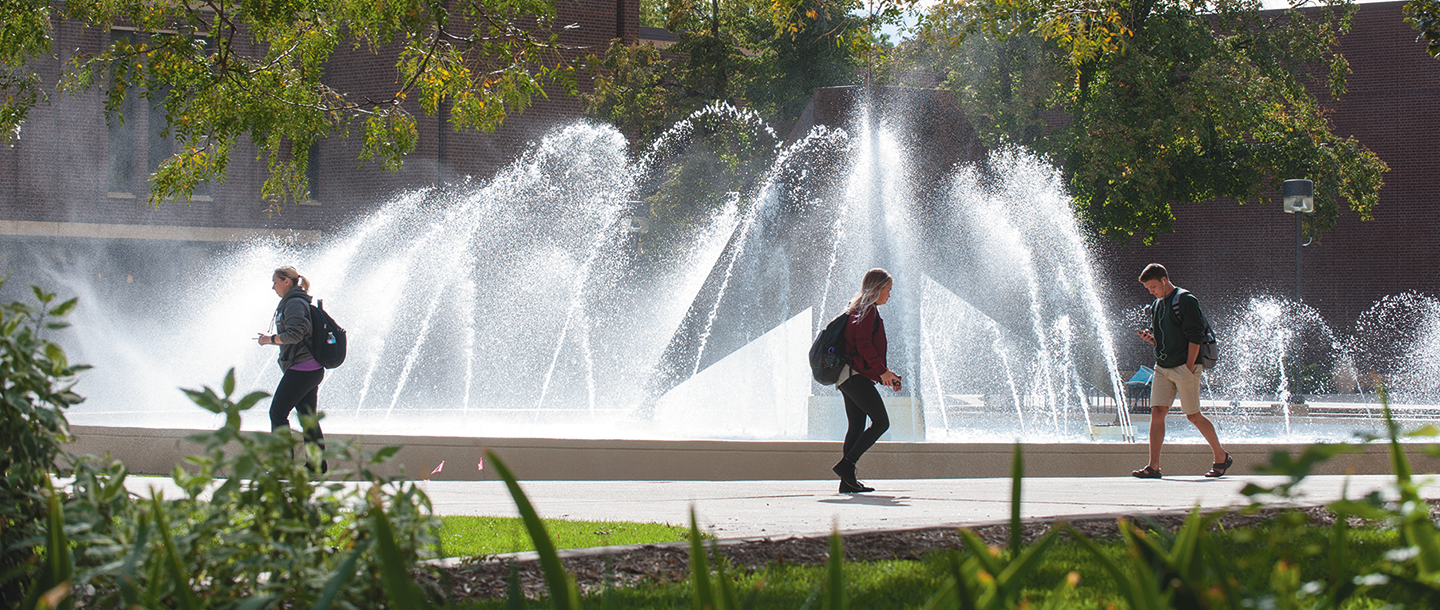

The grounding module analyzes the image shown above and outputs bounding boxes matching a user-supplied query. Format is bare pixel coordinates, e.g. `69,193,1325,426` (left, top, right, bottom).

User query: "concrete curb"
68,425,1440,481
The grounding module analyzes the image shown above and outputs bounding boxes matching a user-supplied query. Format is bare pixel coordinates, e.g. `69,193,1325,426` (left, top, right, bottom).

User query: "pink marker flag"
430,461,445,475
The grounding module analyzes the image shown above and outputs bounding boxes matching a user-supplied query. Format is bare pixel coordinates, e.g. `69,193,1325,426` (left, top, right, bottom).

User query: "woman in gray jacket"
256,265,327,473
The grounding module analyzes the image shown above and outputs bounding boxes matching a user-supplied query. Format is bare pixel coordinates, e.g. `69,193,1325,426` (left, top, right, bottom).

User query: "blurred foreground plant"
49,368,441,607
0,280,86,607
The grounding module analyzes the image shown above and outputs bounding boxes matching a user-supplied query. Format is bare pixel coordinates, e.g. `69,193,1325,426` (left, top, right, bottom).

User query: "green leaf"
688,509,716,610
237,595,277,610
825,529,845,610
1009,443,1023,558
150,495,199,610
1068,522,1168,610
992,526,1062,596
49,297,78,317
235,391,271,412
43,343,66,365
487,450,580,610
1404,425,1440,438
182,387,225,414
117,510,153,607
373,446,403,461
920,551,973,610
506,560,525,610
1329,499,1389,521
1245,442,1363,500
313,537,372,610
370,510,434,610
22,483,74,610
956,529,1003,581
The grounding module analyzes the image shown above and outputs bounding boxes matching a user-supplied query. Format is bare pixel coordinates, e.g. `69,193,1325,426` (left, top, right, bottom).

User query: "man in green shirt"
1131,263,1232,479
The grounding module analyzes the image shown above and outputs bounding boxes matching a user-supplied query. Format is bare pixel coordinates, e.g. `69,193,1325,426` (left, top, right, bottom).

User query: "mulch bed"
426,503,1392,603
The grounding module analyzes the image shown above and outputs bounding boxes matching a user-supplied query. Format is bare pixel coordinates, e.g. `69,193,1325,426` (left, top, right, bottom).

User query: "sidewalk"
123,474,1440,539
413,475,1437,538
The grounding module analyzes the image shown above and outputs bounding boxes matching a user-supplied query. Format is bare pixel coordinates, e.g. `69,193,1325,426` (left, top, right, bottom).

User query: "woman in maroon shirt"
833,268,901,493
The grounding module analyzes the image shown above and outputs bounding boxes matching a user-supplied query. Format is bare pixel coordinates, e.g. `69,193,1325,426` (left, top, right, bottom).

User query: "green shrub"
0,281,86,607
55,368,443,608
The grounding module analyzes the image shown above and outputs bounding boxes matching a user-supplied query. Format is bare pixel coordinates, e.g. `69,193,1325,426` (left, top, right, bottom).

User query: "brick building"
0,0,641,240
1095,1,1440,367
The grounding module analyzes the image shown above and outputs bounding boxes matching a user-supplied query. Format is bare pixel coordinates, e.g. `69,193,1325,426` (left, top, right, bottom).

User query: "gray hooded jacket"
273,288,316,371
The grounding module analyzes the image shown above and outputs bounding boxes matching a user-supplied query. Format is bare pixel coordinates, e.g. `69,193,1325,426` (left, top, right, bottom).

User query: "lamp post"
623,201,650,256
1281,179,1313,406
1282,179,1313,302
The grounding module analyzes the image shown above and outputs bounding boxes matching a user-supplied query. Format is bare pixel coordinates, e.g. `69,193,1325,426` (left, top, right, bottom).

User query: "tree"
911,0,1388,243
585,0,765,142
1405,0,1440,57
746,0,865,126
0,0,577,210
586,0,874,141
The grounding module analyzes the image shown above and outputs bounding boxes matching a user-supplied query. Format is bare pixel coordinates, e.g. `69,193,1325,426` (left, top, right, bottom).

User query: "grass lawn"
436,516,696,557
463,519,1409,609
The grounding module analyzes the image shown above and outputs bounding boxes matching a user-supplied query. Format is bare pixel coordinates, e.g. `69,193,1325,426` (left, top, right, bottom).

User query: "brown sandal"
1132,465,1162,479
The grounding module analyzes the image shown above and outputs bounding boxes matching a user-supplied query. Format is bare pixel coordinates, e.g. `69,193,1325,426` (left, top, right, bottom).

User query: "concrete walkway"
122,474,1440,539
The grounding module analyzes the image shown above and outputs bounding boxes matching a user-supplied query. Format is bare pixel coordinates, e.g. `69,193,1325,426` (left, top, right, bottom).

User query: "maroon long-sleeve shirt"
845,307,887,382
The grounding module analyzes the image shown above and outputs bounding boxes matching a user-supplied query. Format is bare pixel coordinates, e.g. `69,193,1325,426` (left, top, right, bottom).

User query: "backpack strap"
1169,288,1188,321
277,295,317,342
1169,287,1216,344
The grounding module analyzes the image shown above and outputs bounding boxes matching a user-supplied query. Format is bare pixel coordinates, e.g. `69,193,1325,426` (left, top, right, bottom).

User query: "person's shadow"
817,494,910,507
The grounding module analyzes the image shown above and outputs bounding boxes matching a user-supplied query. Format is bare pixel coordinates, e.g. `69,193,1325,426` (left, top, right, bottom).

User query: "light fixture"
1282,179,1313,214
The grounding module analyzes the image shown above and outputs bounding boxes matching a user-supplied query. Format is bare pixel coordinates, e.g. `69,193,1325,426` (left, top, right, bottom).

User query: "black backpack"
284,296,348,369
1169,288,1218,369
808,312,851,385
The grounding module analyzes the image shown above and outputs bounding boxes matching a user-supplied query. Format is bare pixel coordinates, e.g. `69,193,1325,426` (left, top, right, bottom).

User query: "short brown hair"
1138,263,1168,283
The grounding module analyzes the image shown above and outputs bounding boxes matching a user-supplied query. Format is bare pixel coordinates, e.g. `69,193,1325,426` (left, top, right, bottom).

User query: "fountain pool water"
17,95,1439,444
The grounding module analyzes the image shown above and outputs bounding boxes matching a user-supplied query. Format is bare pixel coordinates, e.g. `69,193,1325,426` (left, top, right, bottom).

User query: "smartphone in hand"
890,375,902,391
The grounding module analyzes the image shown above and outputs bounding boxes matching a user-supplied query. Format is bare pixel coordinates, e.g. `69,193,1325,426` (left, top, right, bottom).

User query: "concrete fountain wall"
67,425,1440,481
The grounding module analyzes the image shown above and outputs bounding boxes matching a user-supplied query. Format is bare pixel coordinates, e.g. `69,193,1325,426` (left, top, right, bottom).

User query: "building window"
148,85,213,201
300,142,320,204
106,33,138,198
108,30,214,201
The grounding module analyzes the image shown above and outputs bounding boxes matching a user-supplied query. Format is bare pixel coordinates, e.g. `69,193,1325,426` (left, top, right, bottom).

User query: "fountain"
11,87,1440,479
20,89,1116,441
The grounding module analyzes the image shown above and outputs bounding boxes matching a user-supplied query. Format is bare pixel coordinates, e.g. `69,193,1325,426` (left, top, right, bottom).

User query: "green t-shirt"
1150,287,1209,369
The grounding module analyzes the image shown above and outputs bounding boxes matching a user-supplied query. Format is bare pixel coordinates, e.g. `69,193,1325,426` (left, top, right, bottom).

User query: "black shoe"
1205,453,1233,478
840,480,874,493
833,459,861,488
1132,465,1162,479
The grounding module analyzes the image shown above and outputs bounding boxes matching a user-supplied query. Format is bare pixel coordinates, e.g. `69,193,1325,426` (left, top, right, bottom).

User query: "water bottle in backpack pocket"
308,299,347,369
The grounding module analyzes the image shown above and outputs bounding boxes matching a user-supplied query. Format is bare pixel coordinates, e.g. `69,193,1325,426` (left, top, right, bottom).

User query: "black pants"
838,374,889,464
270,367,326,449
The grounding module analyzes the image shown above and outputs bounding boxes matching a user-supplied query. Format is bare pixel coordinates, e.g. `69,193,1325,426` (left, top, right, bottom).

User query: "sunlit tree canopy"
898,0,1388,242
1,0,577,209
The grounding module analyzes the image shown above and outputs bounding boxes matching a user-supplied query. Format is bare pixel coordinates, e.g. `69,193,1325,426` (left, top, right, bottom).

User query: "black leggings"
270,367,325,449
838,374,889,464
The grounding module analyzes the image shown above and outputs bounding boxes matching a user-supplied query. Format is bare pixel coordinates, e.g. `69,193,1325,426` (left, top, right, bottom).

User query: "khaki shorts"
1151,364,1204,415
